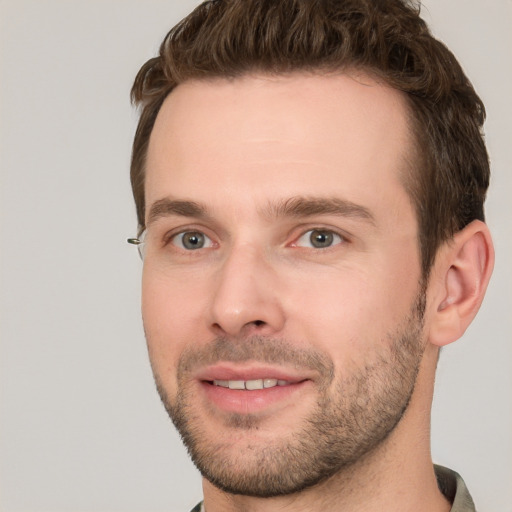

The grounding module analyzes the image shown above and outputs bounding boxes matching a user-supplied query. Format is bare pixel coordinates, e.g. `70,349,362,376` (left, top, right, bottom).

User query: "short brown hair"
130,0,489,277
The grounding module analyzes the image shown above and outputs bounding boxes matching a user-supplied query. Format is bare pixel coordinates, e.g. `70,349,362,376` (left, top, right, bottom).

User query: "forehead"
145,72,414,223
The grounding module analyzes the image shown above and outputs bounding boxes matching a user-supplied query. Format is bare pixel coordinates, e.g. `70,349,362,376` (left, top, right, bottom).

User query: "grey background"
1,1,510,511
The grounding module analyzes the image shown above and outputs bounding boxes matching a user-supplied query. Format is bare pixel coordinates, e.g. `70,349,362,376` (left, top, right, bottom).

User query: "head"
131,0,490,280
130,0,493,500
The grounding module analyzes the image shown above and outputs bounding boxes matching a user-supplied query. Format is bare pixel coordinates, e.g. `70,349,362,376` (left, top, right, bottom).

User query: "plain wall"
1,1,511,511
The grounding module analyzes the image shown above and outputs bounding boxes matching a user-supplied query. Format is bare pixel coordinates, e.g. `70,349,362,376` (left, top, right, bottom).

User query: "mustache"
177,336,335,383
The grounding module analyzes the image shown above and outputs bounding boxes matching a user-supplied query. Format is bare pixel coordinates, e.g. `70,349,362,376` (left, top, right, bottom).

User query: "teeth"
213,379,290,390
245,379,263,390
228,380,245,390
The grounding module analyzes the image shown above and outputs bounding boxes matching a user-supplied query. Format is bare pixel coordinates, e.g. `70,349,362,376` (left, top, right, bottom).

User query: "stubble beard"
151,291,427,498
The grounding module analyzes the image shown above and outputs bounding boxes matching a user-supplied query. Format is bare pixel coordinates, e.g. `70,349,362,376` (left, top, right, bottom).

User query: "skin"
141,73,494,511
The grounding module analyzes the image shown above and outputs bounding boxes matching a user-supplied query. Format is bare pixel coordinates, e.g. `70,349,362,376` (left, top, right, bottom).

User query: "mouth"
210,378,295,390
195,365,313,415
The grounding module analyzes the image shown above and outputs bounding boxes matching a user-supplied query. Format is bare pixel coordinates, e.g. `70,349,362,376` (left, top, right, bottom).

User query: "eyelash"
292,229,346,249
161,226,348,253
169,231,215,251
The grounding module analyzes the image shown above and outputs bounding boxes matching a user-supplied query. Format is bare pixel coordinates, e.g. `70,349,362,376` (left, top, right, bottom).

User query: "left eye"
295,229,344,249
171,231,213,250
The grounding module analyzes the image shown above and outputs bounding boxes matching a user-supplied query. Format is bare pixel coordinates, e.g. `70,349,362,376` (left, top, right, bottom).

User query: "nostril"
252,320,265,327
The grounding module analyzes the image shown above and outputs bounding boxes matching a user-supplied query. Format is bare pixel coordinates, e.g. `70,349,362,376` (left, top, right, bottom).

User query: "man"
127,0,494,510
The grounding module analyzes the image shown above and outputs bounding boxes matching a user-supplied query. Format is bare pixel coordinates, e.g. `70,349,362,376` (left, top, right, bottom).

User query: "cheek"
287,273,375,349
141,267,209,380
285,263,418,360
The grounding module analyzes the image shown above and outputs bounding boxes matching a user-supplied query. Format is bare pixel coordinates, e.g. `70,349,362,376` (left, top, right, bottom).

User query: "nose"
209,244,286,337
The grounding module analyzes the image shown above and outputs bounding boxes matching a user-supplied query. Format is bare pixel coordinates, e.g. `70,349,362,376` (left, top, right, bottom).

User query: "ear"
428,220,494,347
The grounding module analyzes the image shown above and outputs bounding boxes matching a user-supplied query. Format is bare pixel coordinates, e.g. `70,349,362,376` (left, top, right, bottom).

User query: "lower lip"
199,380,309,414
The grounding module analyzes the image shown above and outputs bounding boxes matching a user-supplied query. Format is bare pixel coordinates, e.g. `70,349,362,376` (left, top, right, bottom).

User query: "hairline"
139,68,429,274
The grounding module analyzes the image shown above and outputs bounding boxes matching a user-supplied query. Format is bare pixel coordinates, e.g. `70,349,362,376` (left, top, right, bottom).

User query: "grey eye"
310,230,334,248
172,231,212,250
296,229,343,249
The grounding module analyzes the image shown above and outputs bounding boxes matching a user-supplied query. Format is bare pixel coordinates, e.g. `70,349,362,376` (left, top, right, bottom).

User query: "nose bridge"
209,241,284,336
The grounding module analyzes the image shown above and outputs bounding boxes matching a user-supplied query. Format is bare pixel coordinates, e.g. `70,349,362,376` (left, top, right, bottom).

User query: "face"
142,73,426,496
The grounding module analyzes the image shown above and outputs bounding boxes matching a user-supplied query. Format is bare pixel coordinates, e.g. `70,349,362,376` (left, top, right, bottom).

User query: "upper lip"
193,363,314,383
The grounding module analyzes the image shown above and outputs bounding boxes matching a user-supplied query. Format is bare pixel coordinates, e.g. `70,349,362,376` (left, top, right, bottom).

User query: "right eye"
170,231,214,250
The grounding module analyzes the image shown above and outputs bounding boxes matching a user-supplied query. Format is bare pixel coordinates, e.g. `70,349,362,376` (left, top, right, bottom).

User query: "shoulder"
434,465,476,512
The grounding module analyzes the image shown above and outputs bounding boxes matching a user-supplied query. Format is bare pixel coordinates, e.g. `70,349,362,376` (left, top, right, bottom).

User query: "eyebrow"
146,196,376,226
147,198,211,226
262,196,376,225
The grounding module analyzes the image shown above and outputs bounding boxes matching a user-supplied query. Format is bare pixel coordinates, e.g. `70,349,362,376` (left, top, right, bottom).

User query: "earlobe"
428,220,494,347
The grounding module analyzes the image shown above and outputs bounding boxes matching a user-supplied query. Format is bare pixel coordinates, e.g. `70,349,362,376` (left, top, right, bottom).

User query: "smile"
197,370,311,414
212,379,291,390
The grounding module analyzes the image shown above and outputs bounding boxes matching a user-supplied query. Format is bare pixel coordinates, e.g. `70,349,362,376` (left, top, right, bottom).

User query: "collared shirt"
435,464,477,512
189,465,476,512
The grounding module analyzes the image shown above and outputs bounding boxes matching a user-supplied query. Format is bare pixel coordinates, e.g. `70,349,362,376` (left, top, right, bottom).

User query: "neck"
202,344,450,512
